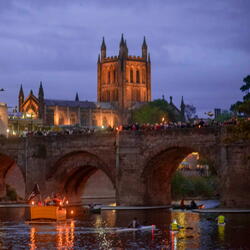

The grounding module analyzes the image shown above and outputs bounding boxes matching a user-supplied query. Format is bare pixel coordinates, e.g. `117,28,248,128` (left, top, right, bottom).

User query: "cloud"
0,0,249,115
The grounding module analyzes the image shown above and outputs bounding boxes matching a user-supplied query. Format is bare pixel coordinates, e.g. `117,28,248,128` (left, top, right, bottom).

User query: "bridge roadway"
0,127,249,208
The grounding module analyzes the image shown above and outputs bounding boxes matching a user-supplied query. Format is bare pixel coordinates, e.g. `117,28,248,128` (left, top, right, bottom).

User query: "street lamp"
6,128,9,138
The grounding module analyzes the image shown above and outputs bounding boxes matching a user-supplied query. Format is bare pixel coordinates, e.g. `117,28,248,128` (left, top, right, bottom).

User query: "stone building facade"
17,35,183,127
18,83,119,127
97,35,151,111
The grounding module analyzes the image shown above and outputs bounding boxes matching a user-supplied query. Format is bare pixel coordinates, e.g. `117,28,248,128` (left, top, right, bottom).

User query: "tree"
132,105,167,124
131,99,180,124
184,104,196,121
215,110,233,122
231,75,250,115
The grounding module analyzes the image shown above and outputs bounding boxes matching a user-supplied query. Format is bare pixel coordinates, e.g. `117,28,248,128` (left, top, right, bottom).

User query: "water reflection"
218,224,225,242
29,220,75,249
0,207,249,249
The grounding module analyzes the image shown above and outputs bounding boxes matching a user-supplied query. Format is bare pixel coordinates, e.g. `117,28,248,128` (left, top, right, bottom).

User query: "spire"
98,54,100,63
119,34,127,59
180,96,185,122
75,92,79,102
120,33,125,47
18,84,24,112
101,37,106,60
124,39,128,56
19,84,24,98
142,36,148,59
38,81,44,98
181,96,185,108
30,89,33,96
101,37,106,50
142,36,147,49
148,53,151,63
170,96,173,105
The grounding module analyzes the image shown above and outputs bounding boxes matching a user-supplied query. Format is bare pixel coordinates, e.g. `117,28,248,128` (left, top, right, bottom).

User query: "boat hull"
30,206,66,221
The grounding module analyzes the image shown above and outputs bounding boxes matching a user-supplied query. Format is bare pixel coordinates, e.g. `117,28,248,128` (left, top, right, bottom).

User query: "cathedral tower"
97,35,151,114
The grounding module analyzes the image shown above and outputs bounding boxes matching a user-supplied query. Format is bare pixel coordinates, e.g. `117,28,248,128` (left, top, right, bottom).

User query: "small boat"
30,206,67,222
115,225,156,233
218,222,226,226
88,204,102,214
172,204,204,210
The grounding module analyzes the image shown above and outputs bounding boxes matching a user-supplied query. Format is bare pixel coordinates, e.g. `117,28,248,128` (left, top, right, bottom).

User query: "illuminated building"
18,35,184,126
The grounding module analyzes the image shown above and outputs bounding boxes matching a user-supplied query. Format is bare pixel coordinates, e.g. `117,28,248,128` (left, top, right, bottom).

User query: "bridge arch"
46,151,115,203
141,145,217,205
0,153,25,199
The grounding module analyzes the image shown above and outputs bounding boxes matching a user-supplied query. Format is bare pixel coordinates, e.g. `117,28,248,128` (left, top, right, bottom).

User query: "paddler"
129,217,141,228
216,214,226,225
170,219,180,231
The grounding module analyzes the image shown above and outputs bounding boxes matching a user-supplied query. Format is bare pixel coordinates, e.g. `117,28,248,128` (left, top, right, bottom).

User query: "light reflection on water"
0,206,250,249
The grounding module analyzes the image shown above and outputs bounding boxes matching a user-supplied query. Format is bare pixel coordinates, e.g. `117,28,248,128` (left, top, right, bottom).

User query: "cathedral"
18,35,183,127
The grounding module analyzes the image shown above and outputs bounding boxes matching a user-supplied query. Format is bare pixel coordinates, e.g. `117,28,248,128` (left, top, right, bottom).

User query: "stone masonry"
0,127,249,208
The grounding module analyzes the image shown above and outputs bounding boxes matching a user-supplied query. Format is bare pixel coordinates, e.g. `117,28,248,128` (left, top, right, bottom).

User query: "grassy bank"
171,172,218,199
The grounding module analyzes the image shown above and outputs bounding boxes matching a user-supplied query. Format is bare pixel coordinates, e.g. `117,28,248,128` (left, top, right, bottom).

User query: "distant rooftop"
44,99,115,110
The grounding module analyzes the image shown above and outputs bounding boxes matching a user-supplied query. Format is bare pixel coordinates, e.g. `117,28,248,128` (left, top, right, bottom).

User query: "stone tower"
97,35,151,121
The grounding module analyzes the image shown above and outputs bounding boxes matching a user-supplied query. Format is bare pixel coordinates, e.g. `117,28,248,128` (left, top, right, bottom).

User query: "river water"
0,205,250,249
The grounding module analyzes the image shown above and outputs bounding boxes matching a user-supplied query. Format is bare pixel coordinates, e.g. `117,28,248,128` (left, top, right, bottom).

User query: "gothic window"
92,115,97,127
114,117,118,127
102,92,105,102
142,69,146,83
115,89,118,101
70,113,77,125
112,90,115,101
108,71,111,84
102,116,108,127
132,89,137,102
81,115,88,126
107,90,110,102
59,113,65,125
136,89,140,101
136,70,140,83
113,70,116,83
130,69,134,83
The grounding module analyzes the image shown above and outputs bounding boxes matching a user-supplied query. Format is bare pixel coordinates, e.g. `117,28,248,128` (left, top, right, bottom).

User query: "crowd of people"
5,117,239,138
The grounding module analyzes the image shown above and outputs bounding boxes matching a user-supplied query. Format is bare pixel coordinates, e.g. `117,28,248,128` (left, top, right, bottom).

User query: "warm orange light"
70,210,74,215
31,201,35,206
66,200,69,205
59,201,63,206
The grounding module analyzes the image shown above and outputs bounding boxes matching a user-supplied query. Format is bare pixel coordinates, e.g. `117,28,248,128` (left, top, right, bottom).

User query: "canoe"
30,206,67,221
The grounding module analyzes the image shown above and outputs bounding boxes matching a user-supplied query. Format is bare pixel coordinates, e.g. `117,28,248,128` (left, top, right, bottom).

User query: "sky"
0,0,249,117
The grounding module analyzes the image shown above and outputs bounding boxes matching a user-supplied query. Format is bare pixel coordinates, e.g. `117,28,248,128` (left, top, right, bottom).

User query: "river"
0,204,250,249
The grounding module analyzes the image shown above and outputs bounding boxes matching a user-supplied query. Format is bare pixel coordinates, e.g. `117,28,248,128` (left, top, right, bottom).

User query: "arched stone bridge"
0,128,249,208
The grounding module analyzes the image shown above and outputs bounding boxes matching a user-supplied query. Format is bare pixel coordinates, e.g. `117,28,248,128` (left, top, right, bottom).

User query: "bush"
6,184,18,201
171,173,217,199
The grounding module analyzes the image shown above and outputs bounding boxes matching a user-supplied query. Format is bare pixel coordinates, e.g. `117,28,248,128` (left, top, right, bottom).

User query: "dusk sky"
0,0,249,116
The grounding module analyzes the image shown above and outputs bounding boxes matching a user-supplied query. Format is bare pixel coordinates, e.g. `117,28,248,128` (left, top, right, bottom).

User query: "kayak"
115,225,155,233
218,223,226,226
